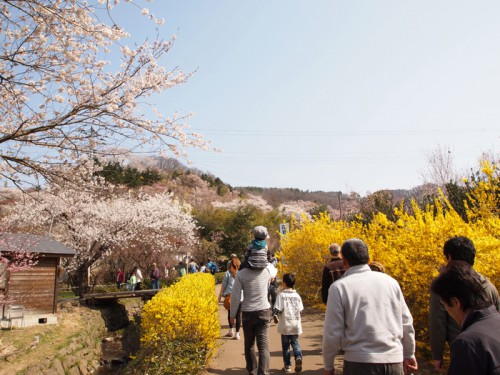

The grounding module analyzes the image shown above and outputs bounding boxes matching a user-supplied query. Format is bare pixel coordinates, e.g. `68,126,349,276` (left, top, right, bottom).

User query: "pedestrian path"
204,285,344,374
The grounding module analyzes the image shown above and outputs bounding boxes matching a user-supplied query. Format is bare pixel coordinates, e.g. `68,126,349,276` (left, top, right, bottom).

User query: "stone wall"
24,304,106,375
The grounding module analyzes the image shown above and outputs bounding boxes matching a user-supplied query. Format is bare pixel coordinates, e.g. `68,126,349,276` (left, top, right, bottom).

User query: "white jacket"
322,264,415,370
274,289,303,335
135,269,143,282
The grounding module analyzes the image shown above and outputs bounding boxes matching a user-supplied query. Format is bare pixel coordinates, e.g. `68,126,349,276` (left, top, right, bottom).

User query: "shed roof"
0,233,76,257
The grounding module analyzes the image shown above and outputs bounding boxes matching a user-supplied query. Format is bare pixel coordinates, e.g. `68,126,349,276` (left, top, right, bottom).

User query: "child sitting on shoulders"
240,225,272,270
273,273,304,373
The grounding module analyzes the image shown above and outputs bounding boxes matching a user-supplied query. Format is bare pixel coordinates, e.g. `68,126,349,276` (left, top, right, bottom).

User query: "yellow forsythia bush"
277,213,365,305
278,162,500,357
138,273,220,374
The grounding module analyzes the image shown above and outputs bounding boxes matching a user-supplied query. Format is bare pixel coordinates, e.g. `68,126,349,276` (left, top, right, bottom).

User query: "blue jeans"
281,334,302,367
151,279,160,289
242,309,271,375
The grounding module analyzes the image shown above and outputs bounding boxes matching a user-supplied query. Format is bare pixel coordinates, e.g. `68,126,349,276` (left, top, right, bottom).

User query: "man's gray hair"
329,243,341,255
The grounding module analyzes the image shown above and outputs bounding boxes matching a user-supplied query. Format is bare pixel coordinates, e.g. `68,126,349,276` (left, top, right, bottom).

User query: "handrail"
81,289,160,300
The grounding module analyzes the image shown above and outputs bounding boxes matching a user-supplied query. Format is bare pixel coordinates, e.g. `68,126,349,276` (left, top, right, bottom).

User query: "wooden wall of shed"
6,257,57,314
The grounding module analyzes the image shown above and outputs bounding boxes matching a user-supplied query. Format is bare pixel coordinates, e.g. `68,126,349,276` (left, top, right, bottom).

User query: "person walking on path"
150,263,161,289
321,243,345,304
323,238,418,375
188,258,199,273
227,253,238,270
206,283,345,374
116,267,124,289
178,261,186,277
230,227,277,375
206,258,219,275
273,273,304,373
268,253,279,308
128,271,137,291
220,256,242,339
135,266,143,290
429,236,500,372
431,260,500,375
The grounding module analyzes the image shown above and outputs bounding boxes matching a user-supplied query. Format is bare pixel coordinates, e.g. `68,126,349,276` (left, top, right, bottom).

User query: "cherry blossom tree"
2,162,198,295
0,0,210,188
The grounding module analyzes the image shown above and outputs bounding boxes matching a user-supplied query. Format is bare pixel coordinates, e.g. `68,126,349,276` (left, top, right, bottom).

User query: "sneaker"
233,332,240,340
295,357,302,373
282,365,292,373
224,331,233,337
273,315,279,324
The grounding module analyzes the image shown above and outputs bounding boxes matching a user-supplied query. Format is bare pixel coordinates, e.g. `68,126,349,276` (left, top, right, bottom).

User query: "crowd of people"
219,228,499,375
114,227,500,375
114,255,221,291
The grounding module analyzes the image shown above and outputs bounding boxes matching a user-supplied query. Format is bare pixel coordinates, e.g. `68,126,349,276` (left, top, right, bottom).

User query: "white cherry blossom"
2,162,198,294
0,1,211,189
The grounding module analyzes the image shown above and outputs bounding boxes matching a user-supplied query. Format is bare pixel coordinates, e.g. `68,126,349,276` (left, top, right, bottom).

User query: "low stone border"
24,305,106,375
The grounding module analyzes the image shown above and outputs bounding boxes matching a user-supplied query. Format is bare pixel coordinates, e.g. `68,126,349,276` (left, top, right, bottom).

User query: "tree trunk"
76,263,90,298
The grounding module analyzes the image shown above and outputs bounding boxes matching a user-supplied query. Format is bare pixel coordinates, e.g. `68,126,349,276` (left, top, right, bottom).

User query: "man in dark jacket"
429,236,500,371
321,243,346,304
431,260,500,375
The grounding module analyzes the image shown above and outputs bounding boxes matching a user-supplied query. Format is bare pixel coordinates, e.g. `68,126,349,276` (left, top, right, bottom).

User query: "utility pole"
338,191,342,219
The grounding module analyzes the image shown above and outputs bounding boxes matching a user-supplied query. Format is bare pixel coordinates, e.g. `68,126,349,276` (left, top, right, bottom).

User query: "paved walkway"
204,285,344,375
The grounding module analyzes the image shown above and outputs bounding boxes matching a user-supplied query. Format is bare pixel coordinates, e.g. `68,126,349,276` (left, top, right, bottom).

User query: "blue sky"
119,1,499,195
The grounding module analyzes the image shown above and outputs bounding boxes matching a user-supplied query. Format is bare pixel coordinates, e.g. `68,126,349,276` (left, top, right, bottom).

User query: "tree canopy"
1,162,197,293
0,0,210,188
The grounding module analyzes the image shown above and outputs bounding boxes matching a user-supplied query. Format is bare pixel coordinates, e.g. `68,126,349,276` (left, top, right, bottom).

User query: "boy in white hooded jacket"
273,273,303,373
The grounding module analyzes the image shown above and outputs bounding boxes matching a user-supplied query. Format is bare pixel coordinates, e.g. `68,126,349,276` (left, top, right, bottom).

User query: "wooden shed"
0,233,75,328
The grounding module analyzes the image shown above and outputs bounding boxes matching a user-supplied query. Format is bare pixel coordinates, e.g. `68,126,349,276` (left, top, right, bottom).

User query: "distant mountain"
0,156,438,222
118,155,439,219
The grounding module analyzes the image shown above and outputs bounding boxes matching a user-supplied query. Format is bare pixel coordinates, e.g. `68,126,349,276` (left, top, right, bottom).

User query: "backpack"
151,268,161,279
208,261,218,275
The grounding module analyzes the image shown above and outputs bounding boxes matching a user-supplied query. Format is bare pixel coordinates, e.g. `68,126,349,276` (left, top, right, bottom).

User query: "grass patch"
57,290,78,299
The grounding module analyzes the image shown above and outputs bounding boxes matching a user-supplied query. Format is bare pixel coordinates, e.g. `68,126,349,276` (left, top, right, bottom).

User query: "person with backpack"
150,263,161,289
206,258,219,275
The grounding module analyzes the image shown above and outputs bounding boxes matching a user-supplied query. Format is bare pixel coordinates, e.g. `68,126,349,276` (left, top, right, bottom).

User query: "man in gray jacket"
429,236,500,371
230,229,276,375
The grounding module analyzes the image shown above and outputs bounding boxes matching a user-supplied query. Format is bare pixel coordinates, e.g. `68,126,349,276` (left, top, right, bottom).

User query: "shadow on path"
204,286,344,374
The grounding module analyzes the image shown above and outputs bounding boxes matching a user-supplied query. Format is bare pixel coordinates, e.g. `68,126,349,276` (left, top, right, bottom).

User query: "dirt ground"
205,285,437,375
0,288,438,375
